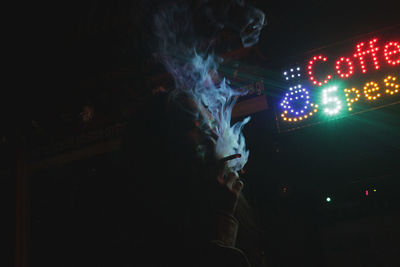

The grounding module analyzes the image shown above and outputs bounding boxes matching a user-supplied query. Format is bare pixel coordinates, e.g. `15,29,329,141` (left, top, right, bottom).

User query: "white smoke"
154,2,264,173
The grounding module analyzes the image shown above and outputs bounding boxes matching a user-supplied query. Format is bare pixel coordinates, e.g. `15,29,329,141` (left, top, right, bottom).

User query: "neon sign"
278,31,400,129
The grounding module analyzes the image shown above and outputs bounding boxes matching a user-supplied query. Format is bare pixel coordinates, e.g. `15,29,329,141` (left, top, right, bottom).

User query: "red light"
384,41,400,66
353,38,380,73
307,55,331,86
336,57,354,78
365,190,369,196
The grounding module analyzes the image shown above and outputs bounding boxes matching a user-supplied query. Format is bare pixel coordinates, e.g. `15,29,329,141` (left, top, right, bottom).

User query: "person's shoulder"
200,241,251,267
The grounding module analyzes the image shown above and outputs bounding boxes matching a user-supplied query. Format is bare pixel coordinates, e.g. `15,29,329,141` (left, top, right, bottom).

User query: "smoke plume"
153,1,265,173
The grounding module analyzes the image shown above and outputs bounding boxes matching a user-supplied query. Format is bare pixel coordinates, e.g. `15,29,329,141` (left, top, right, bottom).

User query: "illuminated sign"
278,28,399,130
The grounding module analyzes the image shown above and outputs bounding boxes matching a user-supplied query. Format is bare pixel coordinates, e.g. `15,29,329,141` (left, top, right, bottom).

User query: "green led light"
321,86,342,116
326,197,332,202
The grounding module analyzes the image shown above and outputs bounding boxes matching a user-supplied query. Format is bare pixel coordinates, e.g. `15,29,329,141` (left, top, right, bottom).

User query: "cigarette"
221,153,241,162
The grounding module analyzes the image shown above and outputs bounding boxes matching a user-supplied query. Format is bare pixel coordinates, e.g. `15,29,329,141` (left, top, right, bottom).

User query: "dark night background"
7,1,400,266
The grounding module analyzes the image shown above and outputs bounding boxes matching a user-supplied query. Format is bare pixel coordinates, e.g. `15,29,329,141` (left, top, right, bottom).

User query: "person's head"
180,0,267,52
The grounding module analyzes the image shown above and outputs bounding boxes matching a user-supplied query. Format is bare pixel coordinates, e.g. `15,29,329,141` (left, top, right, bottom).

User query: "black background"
9,1,400,266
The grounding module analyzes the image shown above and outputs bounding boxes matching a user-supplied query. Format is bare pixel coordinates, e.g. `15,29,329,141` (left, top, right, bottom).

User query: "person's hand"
211,168,244,216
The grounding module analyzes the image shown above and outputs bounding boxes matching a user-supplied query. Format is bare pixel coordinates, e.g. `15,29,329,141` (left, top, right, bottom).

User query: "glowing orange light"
384,75,399,95
344,87,360,111
363,81,380,100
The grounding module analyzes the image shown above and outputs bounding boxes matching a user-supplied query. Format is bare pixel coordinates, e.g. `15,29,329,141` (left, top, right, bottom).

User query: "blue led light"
280,84,317,122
